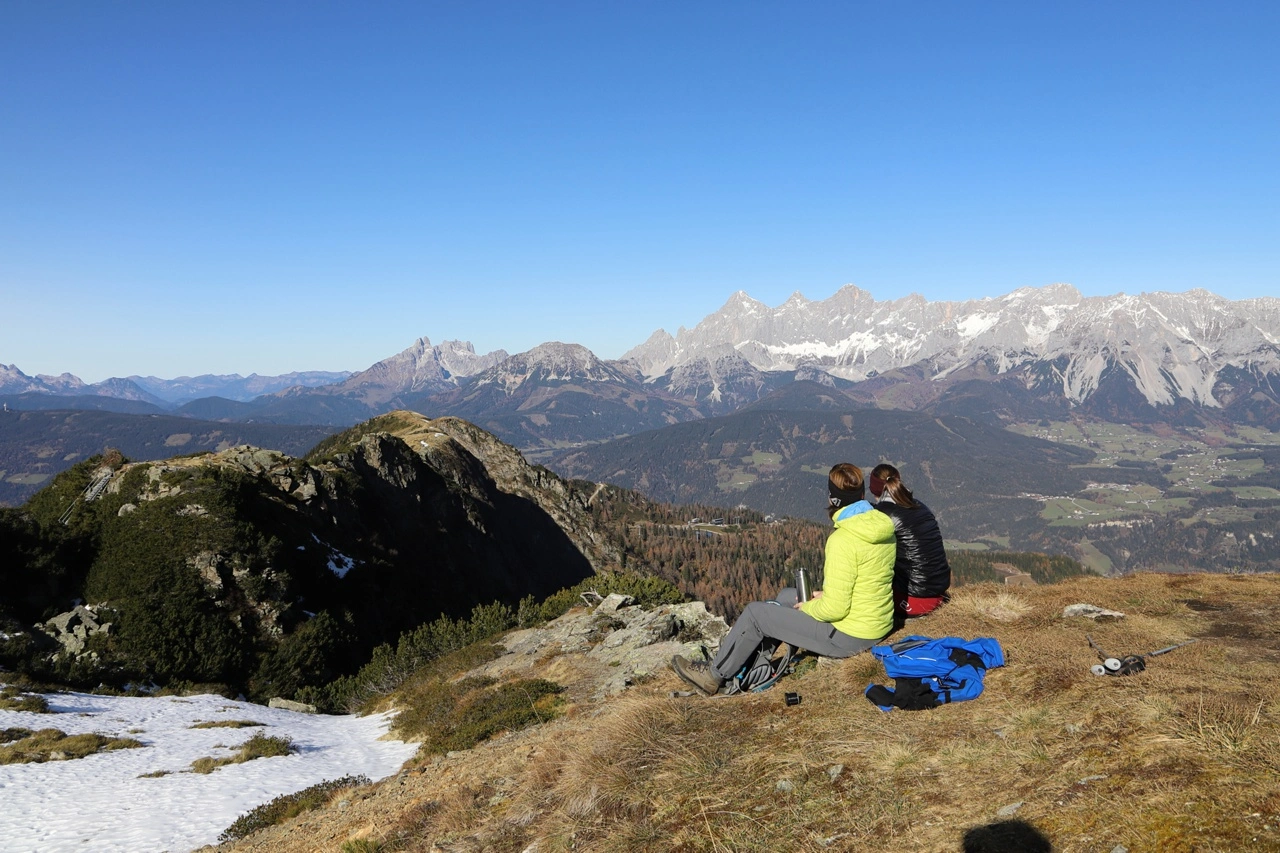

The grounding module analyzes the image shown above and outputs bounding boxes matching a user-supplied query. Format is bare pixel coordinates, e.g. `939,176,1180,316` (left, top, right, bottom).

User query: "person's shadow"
962,819,1053,852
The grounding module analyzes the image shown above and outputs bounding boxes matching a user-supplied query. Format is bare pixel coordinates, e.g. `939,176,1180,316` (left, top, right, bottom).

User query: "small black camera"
784,692,801,706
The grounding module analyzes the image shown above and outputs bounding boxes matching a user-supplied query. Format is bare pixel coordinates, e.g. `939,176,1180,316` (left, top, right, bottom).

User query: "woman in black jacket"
870,463,951,618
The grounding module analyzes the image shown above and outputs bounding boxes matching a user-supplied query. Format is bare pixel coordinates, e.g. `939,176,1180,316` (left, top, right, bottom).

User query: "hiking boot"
671,655,724,696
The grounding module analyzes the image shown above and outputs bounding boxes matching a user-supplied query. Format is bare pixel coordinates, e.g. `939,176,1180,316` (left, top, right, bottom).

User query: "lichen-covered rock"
37,605,111,658
474,597,729,699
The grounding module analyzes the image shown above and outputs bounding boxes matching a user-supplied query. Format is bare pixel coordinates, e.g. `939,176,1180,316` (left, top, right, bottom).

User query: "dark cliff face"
0,412,608,695
306,429,597,643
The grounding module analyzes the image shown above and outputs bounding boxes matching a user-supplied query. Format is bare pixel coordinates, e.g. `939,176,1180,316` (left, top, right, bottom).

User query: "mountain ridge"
10,285,1280,441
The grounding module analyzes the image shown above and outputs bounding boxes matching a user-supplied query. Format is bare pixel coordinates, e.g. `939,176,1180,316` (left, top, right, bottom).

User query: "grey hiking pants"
710,594,884,681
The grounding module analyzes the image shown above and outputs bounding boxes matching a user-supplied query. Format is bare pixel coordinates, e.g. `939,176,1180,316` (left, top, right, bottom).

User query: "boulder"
37,605,111,658
1062,603,1125,620
268,697,317,714
476,597,729,699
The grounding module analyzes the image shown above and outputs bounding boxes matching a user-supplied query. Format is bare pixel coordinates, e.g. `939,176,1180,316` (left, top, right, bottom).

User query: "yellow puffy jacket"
800,501,897,640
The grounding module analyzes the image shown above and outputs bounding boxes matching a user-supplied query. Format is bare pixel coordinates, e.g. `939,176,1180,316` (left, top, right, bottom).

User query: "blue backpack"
865,635,1004,711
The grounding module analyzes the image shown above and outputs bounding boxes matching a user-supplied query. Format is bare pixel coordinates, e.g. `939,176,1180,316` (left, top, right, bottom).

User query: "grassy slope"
224,571,1280,853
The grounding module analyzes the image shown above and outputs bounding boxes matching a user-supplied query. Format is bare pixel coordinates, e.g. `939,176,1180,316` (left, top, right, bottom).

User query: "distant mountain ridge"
6,285,1280,444
623,285,1280,413
128,370,353,403
0,363,350,405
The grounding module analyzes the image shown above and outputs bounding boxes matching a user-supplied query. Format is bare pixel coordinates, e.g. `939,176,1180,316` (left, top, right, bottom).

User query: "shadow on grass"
962,819,1052,852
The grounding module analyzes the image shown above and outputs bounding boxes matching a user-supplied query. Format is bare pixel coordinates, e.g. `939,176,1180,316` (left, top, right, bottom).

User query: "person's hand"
792,601,804,609
811,590,823,600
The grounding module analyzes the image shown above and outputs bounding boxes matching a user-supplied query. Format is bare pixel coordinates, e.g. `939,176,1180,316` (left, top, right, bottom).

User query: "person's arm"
800,535,855,623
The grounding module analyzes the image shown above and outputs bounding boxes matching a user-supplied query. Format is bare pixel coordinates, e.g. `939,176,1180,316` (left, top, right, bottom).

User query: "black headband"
828,480,864,508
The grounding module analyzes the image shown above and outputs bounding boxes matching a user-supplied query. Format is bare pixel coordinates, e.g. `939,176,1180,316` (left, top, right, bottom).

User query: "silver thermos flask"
795,567,809,603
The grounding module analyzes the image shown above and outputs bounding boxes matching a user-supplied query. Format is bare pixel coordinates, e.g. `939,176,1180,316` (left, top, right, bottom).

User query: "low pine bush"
325,602,519,711
519,571,686,627
219,774,371,841
393,675,564,756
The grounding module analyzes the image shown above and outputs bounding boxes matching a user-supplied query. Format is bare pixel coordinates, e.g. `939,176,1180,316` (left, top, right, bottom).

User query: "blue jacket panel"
866,635,1004,711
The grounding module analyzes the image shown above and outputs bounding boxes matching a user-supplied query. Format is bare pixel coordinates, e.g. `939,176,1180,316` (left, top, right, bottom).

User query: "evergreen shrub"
219,774,372,841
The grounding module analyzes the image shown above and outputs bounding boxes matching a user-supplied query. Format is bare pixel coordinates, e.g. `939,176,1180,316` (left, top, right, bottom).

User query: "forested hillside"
576,490,1086,620
553,407,1094,537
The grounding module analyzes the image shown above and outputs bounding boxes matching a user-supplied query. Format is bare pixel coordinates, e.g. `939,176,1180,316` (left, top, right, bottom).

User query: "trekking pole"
1088,636,1198,677
1144,639,1198,658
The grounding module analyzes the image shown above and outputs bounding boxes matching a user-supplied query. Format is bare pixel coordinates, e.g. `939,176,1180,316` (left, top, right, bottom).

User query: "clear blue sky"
2,1,1276,382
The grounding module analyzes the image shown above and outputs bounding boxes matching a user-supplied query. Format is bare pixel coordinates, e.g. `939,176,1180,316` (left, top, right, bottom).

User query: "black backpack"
724,639,796,694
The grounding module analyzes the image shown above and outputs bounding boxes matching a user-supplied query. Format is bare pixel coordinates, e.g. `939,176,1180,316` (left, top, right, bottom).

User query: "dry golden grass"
944,589,1035,623
0,728,143,764
226,573,1280,853
188,733,294,774
189,719,263,729
510,575,1280,853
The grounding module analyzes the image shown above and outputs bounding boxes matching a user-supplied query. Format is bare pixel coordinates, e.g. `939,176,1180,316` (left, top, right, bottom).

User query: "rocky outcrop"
17,411,623,694
268,697,317,713
376,412,627,572
36,605,112,659
471,593,729,699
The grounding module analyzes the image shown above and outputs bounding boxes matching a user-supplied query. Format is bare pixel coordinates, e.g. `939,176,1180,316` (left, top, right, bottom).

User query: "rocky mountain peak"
620,329,680,377
434,340,510,379
622,284,1280,414
471,342,634,395
303,338,508,408
0,363,47,395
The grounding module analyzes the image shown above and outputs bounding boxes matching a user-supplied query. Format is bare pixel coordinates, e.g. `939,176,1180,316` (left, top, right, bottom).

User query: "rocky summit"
0,412,620,702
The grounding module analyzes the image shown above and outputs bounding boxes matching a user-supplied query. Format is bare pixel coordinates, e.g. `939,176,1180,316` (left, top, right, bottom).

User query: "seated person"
671,463,896,695
869,463,951,618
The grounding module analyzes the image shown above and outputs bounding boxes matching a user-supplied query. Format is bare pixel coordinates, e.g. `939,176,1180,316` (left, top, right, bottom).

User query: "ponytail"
870,463,918,509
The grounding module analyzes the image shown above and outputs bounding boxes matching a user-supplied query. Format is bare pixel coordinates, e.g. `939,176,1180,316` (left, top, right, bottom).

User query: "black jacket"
874,500,951,598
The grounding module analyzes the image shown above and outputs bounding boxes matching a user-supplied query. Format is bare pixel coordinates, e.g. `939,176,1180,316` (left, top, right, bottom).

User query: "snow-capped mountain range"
624,284,1280,410
5,286,1280,432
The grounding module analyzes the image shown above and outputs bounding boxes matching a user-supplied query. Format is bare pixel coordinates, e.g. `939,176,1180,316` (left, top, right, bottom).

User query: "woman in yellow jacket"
672,463,897,695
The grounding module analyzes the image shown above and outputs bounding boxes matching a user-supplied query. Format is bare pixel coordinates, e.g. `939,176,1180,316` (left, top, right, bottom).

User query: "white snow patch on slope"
311,533,359,578
763,338,861,359
956,313,999,338
0,688,416,853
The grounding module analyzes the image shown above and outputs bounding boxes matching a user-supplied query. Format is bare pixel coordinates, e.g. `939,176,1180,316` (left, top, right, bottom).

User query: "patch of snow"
0,687,416,853
327,552,356,578
1024,305,1070,342
308,534,360,578
956,313,999,339
765,338,855,359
